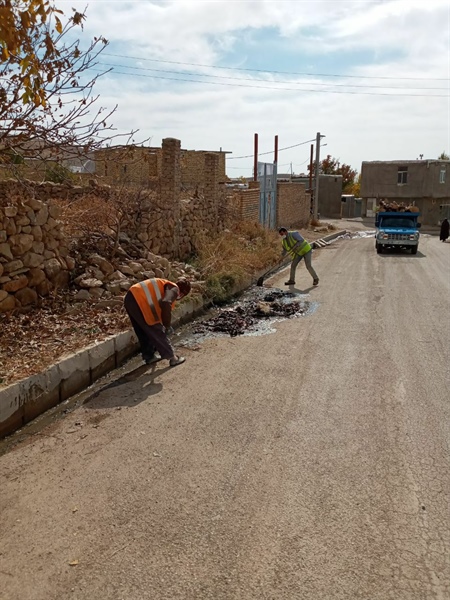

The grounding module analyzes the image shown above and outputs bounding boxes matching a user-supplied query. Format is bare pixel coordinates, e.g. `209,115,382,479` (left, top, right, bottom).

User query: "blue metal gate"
257,161,277,229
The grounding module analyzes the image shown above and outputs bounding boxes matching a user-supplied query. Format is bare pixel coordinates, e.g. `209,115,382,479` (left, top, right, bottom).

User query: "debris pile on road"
192,289,310,337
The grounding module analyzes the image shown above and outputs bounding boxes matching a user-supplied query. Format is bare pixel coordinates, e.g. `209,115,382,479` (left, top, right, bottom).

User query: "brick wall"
233,188,260,222
276,182,310,229
93,145,226,190
93,147,159,186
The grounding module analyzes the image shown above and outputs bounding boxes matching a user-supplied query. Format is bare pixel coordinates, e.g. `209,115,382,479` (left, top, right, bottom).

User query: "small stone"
79,278,103,289
2,275,29,292
0,294,16,313
15,287,38,306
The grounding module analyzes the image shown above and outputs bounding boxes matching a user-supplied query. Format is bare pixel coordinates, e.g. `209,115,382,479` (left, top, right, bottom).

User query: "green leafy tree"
438,152,449,160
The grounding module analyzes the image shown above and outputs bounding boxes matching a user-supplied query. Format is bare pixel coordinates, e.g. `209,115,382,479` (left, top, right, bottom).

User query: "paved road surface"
1,233,449,600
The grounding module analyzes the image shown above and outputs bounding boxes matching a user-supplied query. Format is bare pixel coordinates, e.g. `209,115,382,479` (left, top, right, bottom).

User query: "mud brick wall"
233,188,260,222
93,147,160,186
276,182,310,229
95,145,226,191
180,150,226,189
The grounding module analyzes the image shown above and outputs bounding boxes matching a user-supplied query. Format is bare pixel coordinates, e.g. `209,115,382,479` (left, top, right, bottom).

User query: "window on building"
397,166,408,185
440,168,446,184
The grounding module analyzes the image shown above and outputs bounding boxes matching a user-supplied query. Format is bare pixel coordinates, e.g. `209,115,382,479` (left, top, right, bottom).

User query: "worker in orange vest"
124,277,191,367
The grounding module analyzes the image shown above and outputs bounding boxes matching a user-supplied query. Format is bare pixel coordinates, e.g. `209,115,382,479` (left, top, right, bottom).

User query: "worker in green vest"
279,227,319,286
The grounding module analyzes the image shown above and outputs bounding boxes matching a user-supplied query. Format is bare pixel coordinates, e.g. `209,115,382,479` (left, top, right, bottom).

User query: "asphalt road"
1,232,449,600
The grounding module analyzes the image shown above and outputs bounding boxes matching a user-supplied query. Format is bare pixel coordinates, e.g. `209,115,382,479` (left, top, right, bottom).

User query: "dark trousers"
124,292,175,360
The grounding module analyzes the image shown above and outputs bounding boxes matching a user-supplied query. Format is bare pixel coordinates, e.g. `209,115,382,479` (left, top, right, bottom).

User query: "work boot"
284,280,295,285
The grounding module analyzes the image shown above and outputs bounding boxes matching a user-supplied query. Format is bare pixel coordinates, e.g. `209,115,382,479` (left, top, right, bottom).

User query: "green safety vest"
282,232,311,258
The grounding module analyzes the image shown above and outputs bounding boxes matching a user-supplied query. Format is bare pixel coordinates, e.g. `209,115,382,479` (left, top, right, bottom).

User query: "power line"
98,62,448,91
93,69,449,98
103,52,448,82
228,139,316,160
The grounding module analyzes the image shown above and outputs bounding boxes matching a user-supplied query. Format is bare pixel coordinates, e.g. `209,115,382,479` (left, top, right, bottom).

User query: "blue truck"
375,211,421,254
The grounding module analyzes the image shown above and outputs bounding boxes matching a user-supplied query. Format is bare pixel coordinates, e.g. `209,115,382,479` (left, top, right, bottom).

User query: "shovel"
256,258,287,286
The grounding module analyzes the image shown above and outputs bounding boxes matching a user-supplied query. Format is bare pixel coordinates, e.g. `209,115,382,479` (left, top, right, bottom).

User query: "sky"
61,0,449,177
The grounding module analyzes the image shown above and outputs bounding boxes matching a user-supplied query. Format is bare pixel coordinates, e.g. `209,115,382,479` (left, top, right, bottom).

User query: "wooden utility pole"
253,133,258,182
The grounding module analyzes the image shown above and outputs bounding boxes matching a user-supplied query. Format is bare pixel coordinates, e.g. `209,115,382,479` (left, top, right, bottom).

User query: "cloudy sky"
63,0,449,177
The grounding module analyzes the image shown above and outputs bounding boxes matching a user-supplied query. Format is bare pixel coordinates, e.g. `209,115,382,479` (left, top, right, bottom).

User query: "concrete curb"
0,231,347,439
311,229,349,248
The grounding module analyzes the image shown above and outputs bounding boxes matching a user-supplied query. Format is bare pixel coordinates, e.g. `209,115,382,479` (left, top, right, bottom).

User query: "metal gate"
257,161,277,229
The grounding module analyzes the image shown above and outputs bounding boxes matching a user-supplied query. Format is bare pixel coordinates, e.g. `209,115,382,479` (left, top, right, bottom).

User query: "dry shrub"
56,194,114,238
193,221,280,302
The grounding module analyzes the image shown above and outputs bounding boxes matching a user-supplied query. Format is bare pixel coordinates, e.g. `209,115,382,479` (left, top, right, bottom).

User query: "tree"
308,154,358,192
438,152,449,160
346,173,361,197
0,1,132,163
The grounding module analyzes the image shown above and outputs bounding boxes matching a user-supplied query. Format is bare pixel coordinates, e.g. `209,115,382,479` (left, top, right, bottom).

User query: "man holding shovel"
124,277,191,367
279,227,319,286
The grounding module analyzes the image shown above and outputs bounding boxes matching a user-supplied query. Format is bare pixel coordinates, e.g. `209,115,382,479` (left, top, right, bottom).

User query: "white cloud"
58,0,449,174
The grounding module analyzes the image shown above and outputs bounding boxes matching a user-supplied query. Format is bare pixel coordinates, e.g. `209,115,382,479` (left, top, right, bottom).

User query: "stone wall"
0,138,280,313
0,138,236,312
0,183,72,313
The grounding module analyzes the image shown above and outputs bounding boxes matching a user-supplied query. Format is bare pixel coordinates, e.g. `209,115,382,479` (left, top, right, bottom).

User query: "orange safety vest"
129,278,178,326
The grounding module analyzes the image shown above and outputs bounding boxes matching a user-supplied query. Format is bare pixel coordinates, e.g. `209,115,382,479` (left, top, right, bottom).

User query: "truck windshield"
381,217,416,228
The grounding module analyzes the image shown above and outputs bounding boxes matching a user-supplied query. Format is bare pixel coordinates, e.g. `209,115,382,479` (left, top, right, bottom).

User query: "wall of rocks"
0,190,71,313
0,137,279,313
0,139,236,312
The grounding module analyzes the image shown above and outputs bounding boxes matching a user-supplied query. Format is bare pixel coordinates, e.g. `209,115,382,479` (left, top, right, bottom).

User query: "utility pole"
313,132,325,221
253,133,258,182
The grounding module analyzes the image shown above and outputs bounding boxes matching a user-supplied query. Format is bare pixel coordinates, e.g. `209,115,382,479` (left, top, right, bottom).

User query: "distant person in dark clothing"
440,218,449,242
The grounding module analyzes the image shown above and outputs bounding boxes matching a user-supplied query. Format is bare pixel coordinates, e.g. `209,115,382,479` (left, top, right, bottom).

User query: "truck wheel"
377,243,383,254
410,245,418,255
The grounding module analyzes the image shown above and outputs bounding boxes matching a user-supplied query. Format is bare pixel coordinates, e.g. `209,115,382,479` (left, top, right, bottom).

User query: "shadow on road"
84,362,172,409
285,284,317,294
377,250,426,259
